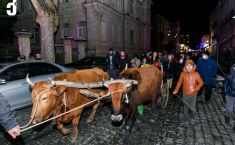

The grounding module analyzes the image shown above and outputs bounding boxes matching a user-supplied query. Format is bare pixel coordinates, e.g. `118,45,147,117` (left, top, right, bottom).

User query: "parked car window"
29,62,62,77
0,64,6,69
95,57,106,64
0,64,28,82
79,57,94,64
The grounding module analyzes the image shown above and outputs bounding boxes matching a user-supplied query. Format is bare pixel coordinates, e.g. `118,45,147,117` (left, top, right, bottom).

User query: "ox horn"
125,64,128,70
26,74,34,87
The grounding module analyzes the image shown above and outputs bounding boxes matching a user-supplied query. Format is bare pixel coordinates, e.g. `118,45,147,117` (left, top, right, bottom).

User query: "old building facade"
151,15,180,52
13,0,152,63
209,0,235,57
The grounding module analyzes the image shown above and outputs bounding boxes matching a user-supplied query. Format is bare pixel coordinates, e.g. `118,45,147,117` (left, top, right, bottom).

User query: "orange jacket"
174,59,203,96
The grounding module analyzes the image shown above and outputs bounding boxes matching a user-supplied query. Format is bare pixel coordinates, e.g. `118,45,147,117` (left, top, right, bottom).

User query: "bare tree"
31,0,59,62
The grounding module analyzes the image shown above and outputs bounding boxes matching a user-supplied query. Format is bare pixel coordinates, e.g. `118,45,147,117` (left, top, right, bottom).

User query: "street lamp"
233,15,235,19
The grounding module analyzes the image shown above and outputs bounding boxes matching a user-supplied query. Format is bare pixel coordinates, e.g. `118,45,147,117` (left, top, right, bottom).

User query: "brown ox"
27,68,109,143
103,65,162,145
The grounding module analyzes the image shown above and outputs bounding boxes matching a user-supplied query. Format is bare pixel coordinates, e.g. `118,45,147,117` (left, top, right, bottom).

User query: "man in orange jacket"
173,59,203,127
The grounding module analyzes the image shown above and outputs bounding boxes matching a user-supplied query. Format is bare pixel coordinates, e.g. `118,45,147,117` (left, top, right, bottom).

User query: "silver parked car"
0,61,73,110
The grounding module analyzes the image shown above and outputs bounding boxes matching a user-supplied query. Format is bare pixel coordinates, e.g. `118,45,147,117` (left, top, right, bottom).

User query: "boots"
224,116,230,124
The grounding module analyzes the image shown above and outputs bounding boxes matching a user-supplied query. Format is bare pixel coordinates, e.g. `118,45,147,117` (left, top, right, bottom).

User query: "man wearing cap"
196,51,217,103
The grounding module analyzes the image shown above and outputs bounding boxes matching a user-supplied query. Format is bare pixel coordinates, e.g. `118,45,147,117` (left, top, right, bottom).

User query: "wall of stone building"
124,17,143,56
91,3,124,56
55,1,86,43
12,0,152,60
210,0,235,57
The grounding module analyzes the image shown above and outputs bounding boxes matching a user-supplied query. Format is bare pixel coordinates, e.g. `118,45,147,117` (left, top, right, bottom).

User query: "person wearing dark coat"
196,51,217,103
164,54,177,89
118,50,131,71
0,93,21,139
223,64,235,128
106,48,119,78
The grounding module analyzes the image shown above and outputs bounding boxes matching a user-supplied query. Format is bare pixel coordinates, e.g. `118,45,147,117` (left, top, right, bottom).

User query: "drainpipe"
82,0,89,57
216,1,221,63
123,0,126,51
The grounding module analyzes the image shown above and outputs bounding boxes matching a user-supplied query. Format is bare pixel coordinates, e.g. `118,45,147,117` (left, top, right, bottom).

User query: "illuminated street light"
232,15,235,19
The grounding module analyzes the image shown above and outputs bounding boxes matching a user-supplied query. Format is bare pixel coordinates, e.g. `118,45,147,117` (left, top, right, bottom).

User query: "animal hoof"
70,137,78,144
64,128,72,135
86,118,92,123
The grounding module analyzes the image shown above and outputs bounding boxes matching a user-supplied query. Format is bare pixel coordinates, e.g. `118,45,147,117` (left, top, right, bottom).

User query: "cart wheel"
160,83,169,109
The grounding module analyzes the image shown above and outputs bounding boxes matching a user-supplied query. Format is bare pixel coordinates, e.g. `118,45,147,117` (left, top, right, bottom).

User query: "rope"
20,90,123,133
217,63,227,77
174,94,197,113
20,89,51,129
63,92,67,113
160,65,163,88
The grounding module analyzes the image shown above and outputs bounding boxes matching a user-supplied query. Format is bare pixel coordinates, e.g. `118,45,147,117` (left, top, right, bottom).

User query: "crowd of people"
17,52,39,61
106,48,235,129
0,48,234,142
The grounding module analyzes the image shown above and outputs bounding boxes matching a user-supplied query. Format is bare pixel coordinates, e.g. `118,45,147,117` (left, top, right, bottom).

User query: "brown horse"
104,66,163,144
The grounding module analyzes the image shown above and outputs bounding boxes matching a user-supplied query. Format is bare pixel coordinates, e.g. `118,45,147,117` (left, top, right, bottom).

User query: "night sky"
152,0,219,36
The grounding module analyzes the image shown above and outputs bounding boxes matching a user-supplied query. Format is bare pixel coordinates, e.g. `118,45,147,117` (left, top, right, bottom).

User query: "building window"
77,21,87,40
129,0,134,14
101,21,107,42
28,1,32,11
118,25,122,44
117,1,122,12
110,24,114,42
59,0,69,3
62,23,70,38
130,30,135,45
31,28,39,44
113,24,118,42
19,0,24,13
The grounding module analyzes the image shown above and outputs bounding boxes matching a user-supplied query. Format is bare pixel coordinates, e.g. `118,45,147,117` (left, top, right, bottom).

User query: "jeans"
198,84,212,102
225,95,235,117
107,69,117,79
183,95,197,123
167,78,173,89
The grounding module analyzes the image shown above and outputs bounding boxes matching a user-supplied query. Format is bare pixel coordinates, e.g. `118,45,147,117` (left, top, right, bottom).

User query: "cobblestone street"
1,89,235,145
